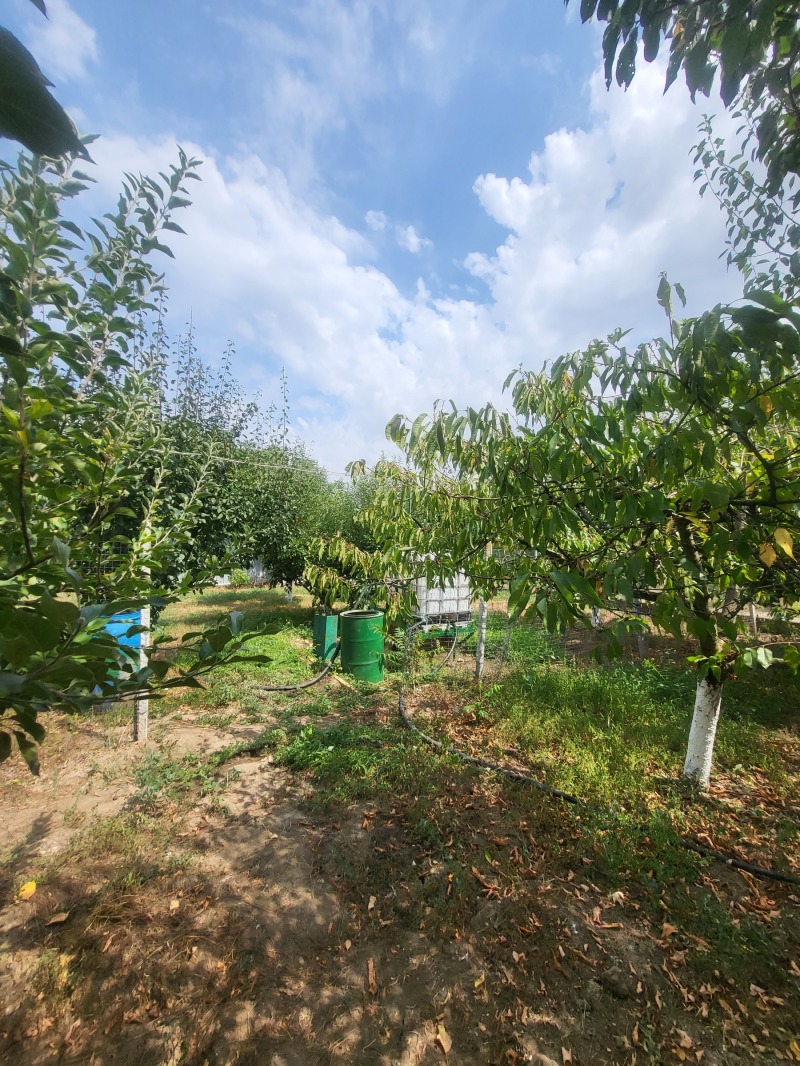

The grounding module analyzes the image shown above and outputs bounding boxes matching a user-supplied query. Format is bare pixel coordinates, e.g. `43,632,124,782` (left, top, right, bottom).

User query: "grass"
155,592,798,852
92,591,800,980
3,587,798,1063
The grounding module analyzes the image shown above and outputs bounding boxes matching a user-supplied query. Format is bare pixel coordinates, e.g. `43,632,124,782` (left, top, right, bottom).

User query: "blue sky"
5,0,743,473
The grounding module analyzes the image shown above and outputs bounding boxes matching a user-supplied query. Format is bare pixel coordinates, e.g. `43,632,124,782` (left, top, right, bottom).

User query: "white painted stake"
133,602,150,743
475,597,488,683
474,543,491,683
134,517,151,743
683,676,724,787
634,598,647,657
749,602,758,636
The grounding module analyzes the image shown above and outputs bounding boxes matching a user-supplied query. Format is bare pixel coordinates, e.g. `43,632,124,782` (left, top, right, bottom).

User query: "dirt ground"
1,688,799,1065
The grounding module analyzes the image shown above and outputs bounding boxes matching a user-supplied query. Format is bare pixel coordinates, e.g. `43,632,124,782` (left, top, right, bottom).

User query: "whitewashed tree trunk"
474,598,488,682
591,606,601,629
682,676,723,787
749,602,758,636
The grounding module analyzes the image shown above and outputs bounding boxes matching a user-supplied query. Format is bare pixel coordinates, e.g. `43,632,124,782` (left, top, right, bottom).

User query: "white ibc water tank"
412,570,473,628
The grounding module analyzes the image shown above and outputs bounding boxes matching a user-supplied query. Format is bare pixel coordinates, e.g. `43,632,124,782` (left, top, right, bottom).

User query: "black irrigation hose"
680,840,800,886
253,642,341,693
399,626,800,887
422,626,461,678
398,688,591,809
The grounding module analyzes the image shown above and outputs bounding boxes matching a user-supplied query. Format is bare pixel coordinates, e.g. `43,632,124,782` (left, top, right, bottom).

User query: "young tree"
379,279,800,787
0,151,266,770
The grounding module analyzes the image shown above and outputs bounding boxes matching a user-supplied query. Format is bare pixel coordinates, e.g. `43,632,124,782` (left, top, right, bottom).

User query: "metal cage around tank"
411,570,474,635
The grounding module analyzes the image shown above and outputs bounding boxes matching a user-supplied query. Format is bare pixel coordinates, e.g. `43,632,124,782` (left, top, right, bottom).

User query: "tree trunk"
474,597,488,683
682,674,723,787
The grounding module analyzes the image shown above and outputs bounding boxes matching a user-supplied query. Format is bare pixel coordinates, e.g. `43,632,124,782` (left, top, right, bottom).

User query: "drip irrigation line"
253,642,340,692
680,840,800,886
399,625,800,887
422,626,460,678
398,688,591,810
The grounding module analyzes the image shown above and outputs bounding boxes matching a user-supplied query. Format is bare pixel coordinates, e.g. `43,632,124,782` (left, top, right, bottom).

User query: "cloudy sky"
5,0,744,473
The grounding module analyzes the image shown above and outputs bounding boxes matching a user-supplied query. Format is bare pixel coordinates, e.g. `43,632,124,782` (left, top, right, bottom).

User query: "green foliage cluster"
135,335,377,591
0,1,83,159
379,277,800,671
349,134,800,783
0,151,271,769
570,0,800,189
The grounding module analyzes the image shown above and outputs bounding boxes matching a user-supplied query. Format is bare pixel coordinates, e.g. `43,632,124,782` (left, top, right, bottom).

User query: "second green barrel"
339,609,384,683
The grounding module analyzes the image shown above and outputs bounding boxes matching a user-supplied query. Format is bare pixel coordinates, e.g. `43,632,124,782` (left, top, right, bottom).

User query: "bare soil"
1,694,799,1065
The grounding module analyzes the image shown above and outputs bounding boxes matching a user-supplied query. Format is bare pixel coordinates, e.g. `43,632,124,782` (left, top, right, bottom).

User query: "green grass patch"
273,719,446,804
474,650,797,810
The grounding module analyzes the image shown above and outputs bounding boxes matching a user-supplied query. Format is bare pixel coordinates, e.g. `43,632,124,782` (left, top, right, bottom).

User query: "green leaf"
14,732,40,776
656,274,672,316
52,535,70,567
783,646,800,674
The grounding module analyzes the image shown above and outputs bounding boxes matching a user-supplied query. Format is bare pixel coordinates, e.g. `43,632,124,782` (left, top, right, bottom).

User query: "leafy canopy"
380,279,800,675
569,1,800,188
0,150,270,772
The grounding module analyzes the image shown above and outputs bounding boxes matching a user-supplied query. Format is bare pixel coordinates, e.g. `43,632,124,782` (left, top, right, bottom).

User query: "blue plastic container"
102,610,142,650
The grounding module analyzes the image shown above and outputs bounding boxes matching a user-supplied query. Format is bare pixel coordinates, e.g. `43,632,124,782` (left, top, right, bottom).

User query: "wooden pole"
475,597,488,682
634,597,648,658
134,517,151,742
133,602,150,742
474,543,492,683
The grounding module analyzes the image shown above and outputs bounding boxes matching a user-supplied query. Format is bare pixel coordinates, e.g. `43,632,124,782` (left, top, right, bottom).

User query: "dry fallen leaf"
661,922,679,939
169,899,180,912
677,1029,694,1049
18,880,36,901
46,912,69,926
436,1023,452,1054
561,1048,573,1064
367,958,378,995
344,939,352,951
788,1038,800,1062
368,895,376,912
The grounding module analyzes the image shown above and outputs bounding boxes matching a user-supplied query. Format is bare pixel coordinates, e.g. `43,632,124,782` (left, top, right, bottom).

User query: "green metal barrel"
339,609,384,683
312,613,339,661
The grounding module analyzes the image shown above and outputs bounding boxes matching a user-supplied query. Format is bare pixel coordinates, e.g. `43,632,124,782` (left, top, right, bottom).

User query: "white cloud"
85,54,742,474
218,1,489,188
25,0,98,83
466,61,741,358
396,224,433,254
365,209,388,232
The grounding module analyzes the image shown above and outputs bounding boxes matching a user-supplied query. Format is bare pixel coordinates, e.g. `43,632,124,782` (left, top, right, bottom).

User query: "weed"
133,750,229,810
